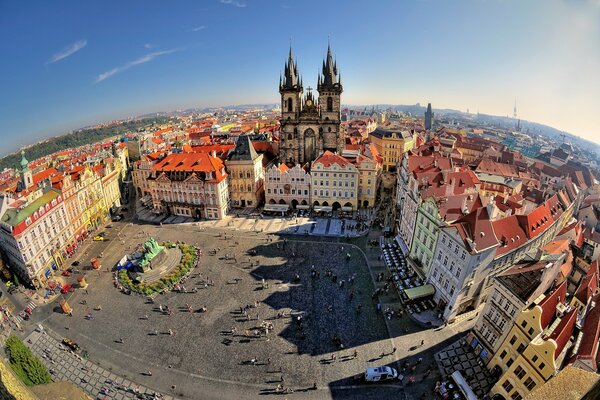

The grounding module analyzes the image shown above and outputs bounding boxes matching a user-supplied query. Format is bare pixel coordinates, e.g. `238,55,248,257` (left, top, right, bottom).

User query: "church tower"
278,43,344,165
424,103,434,131
279,46,303,164
317,44,343,153
18,149,33,192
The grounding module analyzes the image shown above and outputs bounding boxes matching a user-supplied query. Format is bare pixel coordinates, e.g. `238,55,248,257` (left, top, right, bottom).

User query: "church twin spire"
280,43,341,93
281,46,301,90
318,44,340,89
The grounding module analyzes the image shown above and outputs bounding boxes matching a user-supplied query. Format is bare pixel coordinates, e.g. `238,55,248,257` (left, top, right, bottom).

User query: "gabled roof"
228,135,259,161
152,153,226,183
569,293,600,370
574,261,598,305
492,215,528,256
539,281,567,330
517,201,555,239
452,206,499,252
549,308,577,357
313,150,351,168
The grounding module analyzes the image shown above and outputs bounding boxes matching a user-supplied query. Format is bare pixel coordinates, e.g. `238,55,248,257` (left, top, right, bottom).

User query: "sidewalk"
26,327,172,400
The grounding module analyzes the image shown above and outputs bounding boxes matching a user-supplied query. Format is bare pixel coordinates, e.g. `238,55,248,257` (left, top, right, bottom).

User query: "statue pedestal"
140,262,152,273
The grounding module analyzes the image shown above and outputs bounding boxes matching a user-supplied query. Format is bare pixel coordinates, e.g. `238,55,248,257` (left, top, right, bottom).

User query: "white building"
0,189,73,287
264,164,310,209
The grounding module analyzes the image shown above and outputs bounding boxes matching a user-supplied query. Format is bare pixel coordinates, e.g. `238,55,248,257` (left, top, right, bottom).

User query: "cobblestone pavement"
26,222,476,400
435,338,496,397
26,328,171,400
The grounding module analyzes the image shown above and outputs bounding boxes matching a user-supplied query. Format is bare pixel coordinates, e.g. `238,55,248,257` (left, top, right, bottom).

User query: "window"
524,377,536,390
455,268,461,278
531,355,538,363
538,362,545,370
507,358,514,367
521,320,527,328
528,327,534,336
500,350,507,359
443,256,448,266
442,236,446,244
511,392,522,400
514,366,526,379
502,380,514,393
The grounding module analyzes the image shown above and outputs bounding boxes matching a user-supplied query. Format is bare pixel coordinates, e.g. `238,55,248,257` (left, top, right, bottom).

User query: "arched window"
287,98,293,112
288,133,293,140
327,97,333,112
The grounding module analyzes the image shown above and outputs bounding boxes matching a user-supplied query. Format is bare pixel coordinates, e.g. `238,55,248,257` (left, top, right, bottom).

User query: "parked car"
71,260,80,266
121,207,128,212
112,215,122,222
364,366,399,382
93,236,105,241
60,284,72,294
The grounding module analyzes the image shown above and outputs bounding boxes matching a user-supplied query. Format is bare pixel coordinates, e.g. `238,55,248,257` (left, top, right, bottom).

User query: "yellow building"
368,127,415,172
95,159,122,212
226,135,264,208
311,151,358,211
66,166,107,234
356,154,380,208
489,281,577,400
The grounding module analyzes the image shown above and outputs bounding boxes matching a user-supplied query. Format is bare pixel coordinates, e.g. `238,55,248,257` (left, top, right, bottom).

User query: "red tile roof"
538,281,567,330
492,216,528,256
575,261,598,305
569,293,600,371
313,151,351,168
152,153,226,183
453,207,499,252
517,201,555,239
549,308,578,357
32,168,58,185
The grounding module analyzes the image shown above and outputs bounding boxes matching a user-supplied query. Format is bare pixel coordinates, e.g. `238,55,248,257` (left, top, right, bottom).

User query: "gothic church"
279,45,344,165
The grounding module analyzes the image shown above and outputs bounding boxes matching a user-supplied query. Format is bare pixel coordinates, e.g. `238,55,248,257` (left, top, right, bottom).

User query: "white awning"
451,371,478,400
296,205,310,210
263,204,289,212
341,206,353,212
313,206,333,212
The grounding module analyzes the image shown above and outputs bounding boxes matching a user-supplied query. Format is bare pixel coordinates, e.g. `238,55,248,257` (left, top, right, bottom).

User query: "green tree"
5,335,52,386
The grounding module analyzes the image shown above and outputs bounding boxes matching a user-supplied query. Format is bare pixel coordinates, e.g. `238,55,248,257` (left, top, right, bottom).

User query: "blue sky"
1,0,599,155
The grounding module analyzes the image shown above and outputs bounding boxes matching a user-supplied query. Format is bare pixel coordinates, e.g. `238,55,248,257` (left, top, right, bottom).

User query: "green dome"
19,150,29,170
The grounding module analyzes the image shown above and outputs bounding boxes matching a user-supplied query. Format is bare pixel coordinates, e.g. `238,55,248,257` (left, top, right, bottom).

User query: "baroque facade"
278,45,344,164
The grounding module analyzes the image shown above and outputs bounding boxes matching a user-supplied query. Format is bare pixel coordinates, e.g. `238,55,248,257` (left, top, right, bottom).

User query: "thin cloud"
144,43,153,49
48,39,87,63
95,49,179,83
191,25,206,32
220,0,246,8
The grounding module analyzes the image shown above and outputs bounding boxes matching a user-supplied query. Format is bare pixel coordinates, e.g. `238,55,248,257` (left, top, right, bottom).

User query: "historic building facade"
0,189,73,287
311,151,358,210
278,45,344,164
264,164,310,208
149,153,229,220
226,135,265,208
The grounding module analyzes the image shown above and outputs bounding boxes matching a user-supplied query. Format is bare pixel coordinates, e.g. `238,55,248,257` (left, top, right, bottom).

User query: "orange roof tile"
313,151,351,168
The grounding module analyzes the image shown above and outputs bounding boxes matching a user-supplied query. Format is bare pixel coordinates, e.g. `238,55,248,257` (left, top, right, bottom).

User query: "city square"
28,219,460,400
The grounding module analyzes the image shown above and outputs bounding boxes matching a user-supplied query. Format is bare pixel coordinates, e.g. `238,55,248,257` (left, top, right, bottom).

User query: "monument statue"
139,237,165,269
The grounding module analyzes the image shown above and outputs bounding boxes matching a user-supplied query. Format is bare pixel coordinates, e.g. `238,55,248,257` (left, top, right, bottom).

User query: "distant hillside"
0,116,172,172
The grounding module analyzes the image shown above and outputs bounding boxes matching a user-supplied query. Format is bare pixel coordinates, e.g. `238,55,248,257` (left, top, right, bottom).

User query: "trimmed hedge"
5,335,52,386
119,244,198,295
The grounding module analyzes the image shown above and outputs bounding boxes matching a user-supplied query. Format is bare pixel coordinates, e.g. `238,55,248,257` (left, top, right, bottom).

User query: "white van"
364,366,399,382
